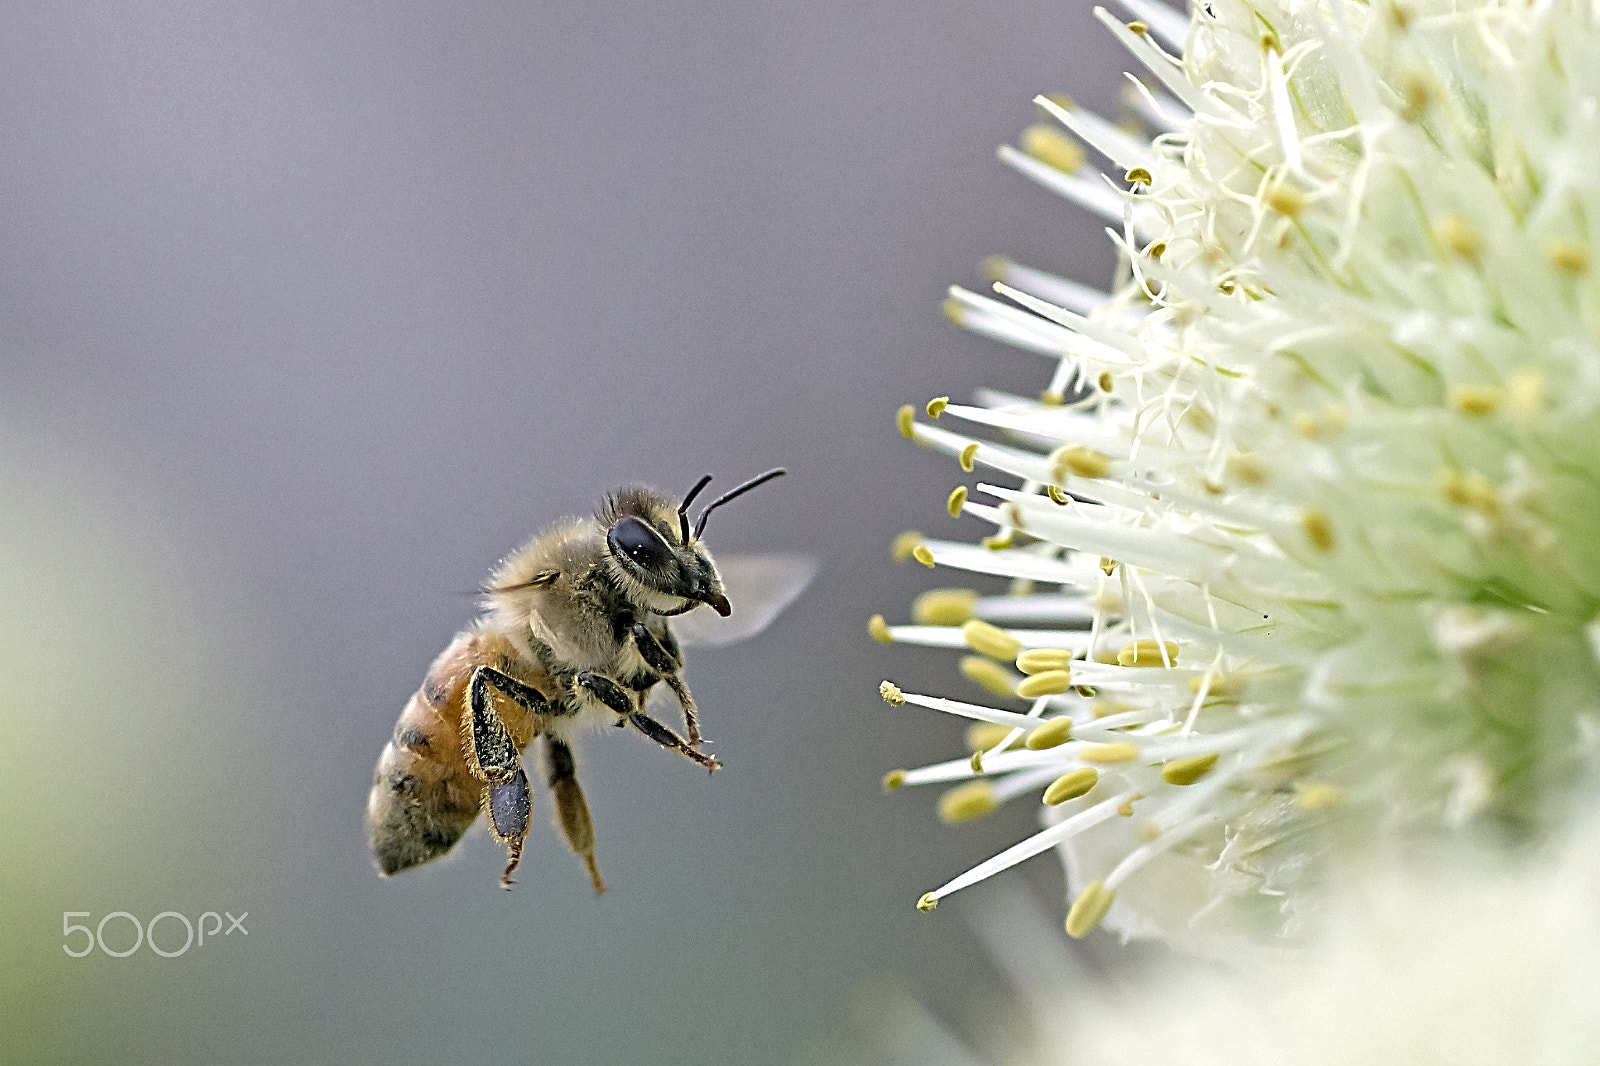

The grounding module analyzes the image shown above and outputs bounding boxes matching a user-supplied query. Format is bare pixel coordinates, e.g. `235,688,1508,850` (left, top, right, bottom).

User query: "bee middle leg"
466,666,554,888
577,671,720,773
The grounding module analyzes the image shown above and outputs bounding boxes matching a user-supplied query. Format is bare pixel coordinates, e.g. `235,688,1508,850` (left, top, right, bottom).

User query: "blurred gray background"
0,3,1120,1062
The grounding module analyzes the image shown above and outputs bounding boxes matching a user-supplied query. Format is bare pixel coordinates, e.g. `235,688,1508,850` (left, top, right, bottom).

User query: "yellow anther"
868,614,893,643
962,619,1023,660
911,588,979,626
1116,798,1136,816
981,531,1014,551
1226,452,1267,485
946,486,969,517
1507,367,1544,416
1043,767,1098,804
1117,639,1179,667
1301,508,1335,553
1080,741,1140,764
1302,406,1349,435
896,404,915,439
1045,484,1069,505
1016,669,1074,698
960,656,1018,700
1065,880,1116,938
1124,166,1152,186
1266,183,1305,217
1099,557,1118,576
1434,213,1483,260
941,297,965,326
1146,240,1166,260
1295,781,1345,810
1020,124,1086,174
912,544,936,568
1097,370,1114,392
1091,700,1130,718
980,255,1011,283
1162,752,1220,785
1184,404,1215,435
1039,389,1065,406
916,892,938,912
891,530,925,561
1258,25,1281,52
882,769,907,792
938,780,998,824
1049,441,1113,480
879,681,905,706
1397,68,1430,121
1093,649,1122,665
926,396,949,418
1016,648,1074,674
1187,672,1244,699
1449,385,1500,417
1127,19,1148,34
965,721,1013,752
1025,717,1074,750
1073,685,1096,698
1441,470,1499,514
958,442,979,472
1547,240,1590,275
969,750,984,775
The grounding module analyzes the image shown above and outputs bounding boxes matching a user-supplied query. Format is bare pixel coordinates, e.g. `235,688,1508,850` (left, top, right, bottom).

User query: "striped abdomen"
366,627,546,876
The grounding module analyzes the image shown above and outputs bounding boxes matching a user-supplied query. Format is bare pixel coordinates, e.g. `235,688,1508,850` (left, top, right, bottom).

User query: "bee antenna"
678,474,714,543
693,468,786,539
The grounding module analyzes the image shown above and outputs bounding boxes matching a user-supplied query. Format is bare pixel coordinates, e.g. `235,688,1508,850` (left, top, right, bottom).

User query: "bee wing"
670,553,818,648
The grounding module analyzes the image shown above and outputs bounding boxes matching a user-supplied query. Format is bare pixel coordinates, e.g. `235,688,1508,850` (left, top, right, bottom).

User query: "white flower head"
837,805,1600,1065
877,0,1600,944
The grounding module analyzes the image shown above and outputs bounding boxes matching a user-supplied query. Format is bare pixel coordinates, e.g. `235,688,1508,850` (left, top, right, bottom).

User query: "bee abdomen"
367,690,479,876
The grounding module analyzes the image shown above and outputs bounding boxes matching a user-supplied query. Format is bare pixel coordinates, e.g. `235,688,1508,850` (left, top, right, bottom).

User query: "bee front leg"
629,622,703,747
662,675,702,748
465,666,554,889
576,671,720,773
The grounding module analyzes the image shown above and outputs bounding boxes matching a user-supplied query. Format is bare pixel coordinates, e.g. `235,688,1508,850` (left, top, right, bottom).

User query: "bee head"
601,469,785,617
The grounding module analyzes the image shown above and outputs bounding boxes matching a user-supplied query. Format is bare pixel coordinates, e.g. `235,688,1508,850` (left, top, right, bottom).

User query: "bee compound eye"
607,515,673,570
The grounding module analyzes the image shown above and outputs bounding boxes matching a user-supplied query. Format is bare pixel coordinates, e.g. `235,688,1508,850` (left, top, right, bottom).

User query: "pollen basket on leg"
463,670,525,784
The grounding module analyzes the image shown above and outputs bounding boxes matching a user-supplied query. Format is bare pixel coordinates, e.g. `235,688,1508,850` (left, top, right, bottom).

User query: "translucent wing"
668,553,818,648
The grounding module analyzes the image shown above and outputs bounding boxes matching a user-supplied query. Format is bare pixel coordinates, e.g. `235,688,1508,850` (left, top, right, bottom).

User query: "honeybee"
367,468,813,892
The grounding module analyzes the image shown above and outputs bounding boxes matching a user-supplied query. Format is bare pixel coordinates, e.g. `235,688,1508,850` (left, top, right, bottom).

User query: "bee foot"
498,839,524,890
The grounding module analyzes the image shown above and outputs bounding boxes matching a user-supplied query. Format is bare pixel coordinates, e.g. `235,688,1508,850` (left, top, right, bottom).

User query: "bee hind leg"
466,666,553,888
485,769,531,890
545,737,606,895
